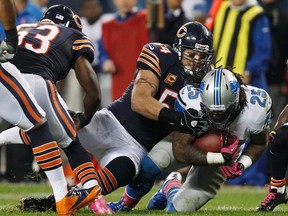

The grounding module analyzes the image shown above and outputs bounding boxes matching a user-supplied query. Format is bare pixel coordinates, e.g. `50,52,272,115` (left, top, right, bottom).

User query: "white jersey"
170,83,272,212
176,84,272,142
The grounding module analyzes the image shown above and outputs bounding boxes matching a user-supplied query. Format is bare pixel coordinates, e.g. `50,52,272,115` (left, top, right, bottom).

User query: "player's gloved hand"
175,108,208,136
219,162,244,179
0,27,18,63
220,134,239,164
68,110,90,130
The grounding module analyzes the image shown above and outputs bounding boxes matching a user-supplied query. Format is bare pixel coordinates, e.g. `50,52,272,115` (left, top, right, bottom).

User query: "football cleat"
107,199,132,212
256,187,288,211
89,195,114,215
147,172,182,210
19,194,56,212
56,185,101,216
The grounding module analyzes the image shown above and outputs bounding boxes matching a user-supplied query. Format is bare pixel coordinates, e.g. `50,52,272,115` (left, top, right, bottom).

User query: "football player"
257,104,288,211
0,2,99,216
146,68,271,212
0,4,102,215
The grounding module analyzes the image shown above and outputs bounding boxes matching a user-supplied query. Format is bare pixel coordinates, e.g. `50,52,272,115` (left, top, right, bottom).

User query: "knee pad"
148,148,173,170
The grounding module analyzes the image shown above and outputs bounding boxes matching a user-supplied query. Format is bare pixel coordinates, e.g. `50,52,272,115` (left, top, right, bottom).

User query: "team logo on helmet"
73,15,82,31
176,26,187,38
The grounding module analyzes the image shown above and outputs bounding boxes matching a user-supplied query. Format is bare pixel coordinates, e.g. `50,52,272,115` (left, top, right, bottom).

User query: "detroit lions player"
147,68,272,212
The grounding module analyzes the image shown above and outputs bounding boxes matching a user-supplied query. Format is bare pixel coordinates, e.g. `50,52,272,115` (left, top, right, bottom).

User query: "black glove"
175,108,208,136
0,27,18,63
68,110,90,130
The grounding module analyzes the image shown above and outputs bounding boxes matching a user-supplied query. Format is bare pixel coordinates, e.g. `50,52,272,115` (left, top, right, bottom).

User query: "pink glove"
220,134,239,164
219,162,244,179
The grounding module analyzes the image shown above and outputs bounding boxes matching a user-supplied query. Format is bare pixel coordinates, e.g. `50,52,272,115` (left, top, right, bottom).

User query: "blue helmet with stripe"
199,68,240,129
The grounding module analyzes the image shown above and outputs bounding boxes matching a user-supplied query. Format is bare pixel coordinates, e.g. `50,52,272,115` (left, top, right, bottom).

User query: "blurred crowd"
0,0,288,187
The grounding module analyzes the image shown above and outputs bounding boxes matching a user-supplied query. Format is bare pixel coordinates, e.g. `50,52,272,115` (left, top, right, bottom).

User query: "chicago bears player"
146,69,272,212
16,21,216,213
0,4,102,214
257,104,288,211
0,2,99,216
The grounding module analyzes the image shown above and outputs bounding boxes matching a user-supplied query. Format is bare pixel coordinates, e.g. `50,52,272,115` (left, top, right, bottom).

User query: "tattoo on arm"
135,78,158,92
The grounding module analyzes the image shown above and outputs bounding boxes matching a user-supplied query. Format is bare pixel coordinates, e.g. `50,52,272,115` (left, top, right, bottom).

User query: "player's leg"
166,165,225,212
0,64,97,215
108,136,187,212
257,125,288,211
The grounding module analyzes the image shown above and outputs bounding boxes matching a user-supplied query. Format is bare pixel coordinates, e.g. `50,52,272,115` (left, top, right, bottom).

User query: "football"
192,131,234,153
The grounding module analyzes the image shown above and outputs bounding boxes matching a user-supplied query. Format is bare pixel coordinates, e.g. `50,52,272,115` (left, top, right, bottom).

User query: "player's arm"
238,127,269,169
0,0,16,30
274,104,288,131
74,55,101,123
172,131,208,165
0,0,18,63
172,130,239,165
131,69,164,120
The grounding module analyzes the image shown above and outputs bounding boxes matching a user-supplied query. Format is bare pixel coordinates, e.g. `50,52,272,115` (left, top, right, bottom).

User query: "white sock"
83,179,98,189
0,127,23,145
271,185,286,194
45,167,68,201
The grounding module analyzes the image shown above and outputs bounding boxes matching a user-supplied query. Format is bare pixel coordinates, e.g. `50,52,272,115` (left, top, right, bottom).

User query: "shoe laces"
261,192,276,206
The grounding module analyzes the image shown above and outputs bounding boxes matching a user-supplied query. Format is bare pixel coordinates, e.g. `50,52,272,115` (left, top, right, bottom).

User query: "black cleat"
257,188,288,211
19,194,56,212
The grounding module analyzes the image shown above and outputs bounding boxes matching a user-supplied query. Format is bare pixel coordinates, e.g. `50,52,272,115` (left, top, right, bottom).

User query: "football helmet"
174,21,214,83
41,5,82,32
199,68,240,129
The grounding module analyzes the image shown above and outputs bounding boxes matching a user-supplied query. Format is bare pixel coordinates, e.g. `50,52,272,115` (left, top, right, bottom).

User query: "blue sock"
165,181,181,212
126,156,161,199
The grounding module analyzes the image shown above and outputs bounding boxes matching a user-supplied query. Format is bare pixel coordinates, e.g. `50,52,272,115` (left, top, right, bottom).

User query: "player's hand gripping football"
219,162,244,179
0,28,18,63
68,110,90,130
220,134,239,164
176,108,208,136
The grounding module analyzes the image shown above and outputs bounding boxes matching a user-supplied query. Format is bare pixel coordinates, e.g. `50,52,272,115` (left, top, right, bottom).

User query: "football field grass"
0,182,288,216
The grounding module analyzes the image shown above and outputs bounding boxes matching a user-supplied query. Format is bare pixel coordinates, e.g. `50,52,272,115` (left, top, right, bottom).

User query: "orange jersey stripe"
72,45,94,51
137,58,161,76
20,129,31,145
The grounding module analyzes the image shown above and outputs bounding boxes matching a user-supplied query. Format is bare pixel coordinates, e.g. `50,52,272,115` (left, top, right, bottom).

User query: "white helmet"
199,68,240,129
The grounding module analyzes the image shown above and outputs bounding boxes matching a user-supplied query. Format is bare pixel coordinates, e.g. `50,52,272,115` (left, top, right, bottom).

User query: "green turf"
0,182,287,216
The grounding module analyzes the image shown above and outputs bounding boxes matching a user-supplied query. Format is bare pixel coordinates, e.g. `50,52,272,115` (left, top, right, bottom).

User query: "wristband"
206,152,225,164
238,155,252,169
4,27,18,47
158,107,181,124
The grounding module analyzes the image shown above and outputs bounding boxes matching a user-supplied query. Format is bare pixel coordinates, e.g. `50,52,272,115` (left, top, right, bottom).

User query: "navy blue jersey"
108,43,187,151
10,21,94,83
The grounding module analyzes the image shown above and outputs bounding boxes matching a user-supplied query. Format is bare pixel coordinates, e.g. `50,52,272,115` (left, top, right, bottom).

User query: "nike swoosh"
180,119,184,126
71,189,89,209
230,146,236,152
